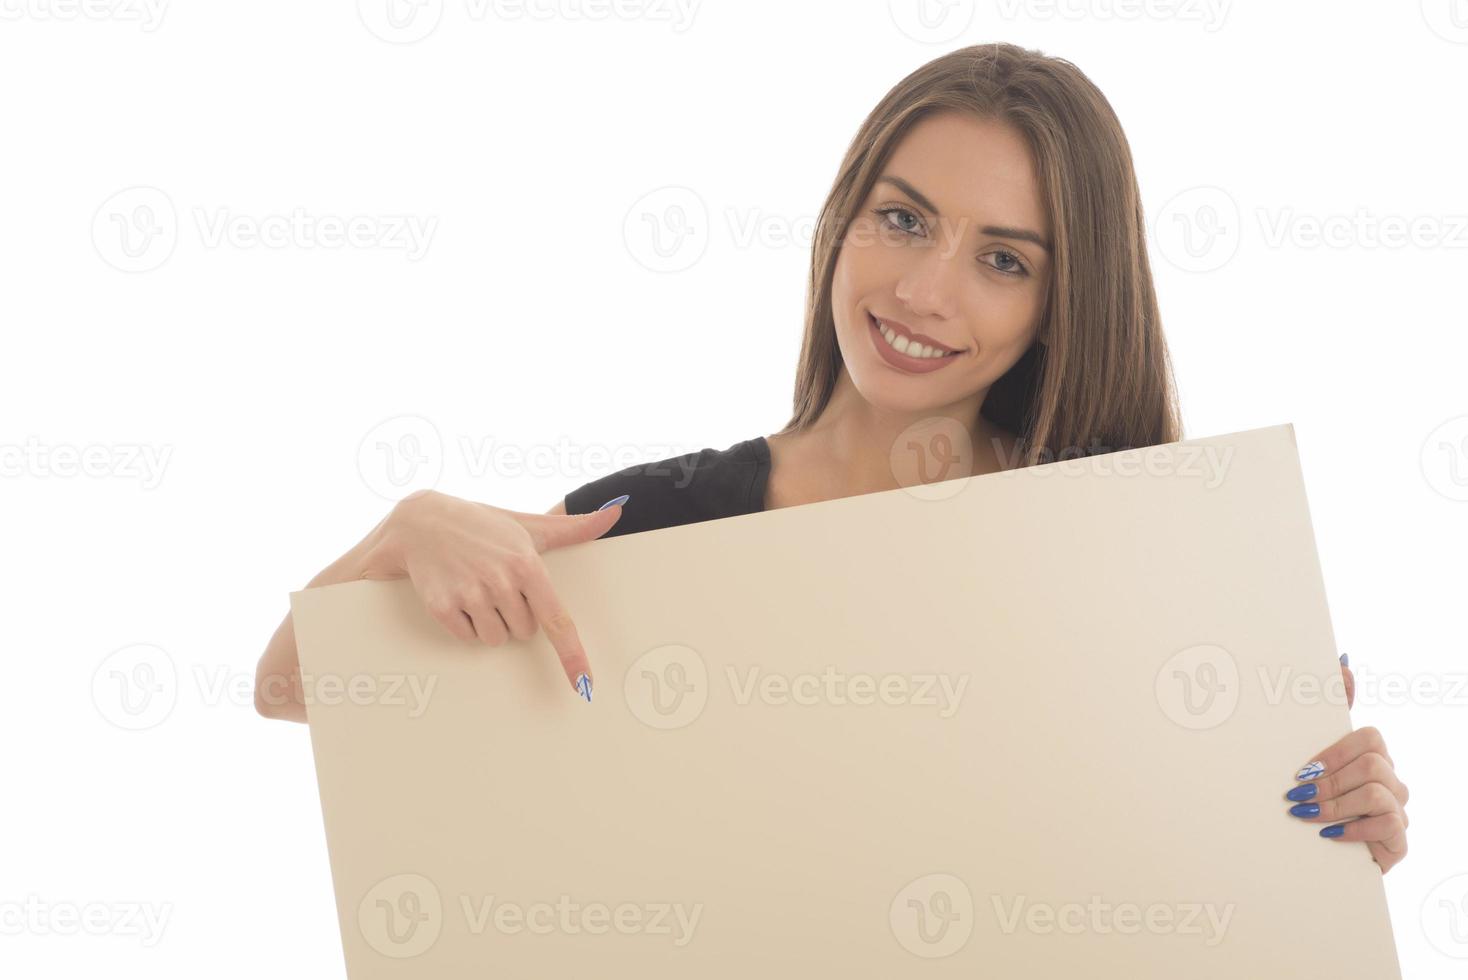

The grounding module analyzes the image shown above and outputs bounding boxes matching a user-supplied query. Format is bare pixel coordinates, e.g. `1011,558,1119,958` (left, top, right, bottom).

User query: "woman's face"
831,111,1052,420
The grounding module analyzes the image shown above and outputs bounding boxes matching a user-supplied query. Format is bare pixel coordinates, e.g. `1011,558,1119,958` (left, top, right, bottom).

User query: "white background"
3,1,1466,976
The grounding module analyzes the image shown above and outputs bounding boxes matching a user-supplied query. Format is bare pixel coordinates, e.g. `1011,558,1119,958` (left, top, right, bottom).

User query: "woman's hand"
1284,656,1410,874
361,490,624,701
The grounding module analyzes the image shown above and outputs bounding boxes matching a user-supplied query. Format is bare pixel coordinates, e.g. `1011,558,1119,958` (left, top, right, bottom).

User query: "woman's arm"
254,497,571,723
253,512,391,723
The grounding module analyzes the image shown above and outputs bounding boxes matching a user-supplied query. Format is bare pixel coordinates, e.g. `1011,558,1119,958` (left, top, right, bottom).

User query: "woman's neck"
765,371,1017,509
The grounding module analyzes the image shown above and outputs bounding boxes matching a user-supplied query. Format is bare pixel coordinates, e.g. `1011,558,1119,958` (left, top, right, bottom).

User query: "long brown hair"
777,42,1182,465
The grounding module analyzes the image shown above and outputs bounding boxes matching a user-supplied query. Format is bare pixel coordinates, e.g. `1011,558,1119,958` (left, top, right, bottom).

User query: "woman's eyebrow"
876,175,1051,253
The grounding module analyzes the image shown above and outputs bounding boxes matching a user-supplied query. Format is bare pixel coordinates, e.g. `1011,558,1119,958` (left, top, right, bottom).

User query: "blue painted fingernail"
576,673,593,703
598,494,630,511
1289,803,1320,818
1320,824,1346,838
1296,761,1326,781
1286,783,1318,802
1340,652,1349,667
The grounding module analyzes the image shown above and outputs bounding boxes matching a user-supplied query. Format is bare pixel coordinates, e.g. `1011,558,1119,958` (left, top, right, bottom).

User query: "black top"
563,437,771,538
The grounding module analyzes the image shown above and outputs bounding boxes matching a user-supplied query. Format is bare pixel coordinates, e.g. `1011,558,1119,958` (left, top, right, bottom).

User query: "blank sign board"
290,423,1401,978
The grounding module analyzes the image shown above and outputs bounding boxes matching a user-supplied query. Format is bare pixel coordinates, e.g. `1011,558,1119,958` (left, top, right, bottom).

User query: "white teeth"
875,318,948,359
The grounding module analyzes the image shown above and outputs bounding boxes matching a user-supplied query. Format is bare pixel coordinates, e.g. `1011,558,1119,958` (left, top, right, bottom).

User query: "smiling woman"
778,43,1181,474
255,38,1409,873
566,42,1183,523
256,43,1184,713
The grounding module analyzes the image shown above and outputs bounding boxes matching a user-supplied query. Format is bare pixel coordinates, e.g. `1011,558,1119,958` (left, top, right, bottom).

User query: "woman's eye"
986,248,1029,277
872,206,922,235
873,205,1030,278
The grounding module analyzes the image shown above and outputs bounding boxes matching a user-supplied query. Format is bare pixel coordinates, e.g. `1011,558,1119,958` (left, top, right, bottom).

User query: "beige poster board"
290,423,1401,978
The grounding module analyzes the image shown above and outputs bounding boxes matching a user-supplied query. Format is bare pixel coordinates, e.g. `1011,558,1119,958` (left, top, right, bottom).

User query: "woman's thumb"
527,500,626,553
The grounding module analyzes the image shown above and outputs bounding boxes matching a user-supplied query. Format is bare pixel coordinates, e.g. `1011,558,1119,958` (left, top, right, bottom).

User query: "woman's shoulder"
562,436,770,537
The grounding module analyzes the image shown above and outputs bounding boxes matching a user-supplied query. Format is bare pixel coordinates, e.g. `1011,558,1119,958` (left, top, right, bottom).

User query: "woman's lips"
867,312,964,375
872,314,962,353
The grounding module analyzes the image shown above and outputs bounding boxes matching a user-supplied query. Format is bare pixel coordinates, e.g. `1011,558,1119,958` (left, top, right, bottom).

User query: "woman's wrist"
307,508,401,588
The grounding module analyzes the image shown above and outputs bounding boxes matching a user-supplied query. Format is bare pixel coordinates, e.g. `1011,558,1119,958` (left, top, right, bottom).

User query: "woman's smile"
867,310,967,374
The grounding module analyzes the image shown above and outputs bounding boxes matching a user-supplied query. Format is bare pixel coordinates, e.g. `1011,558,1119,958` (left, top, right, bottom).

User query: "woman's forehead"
879,113,1049,240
